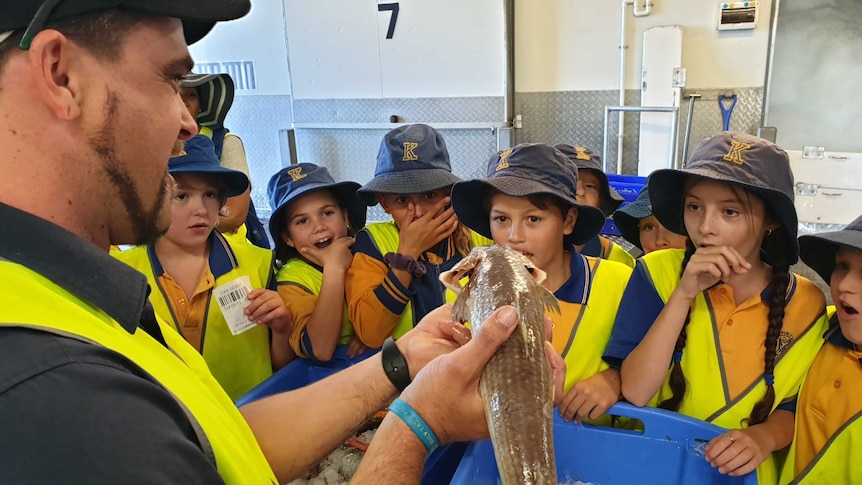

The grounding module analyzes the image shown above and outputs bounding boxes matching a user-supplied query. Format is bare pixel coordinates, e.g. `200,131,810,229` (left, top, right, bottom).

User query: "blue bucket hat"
266,163,366,242
169,135,248,197
180,73,234,128
648,131,798,263
356,124,461,206
451,143,606,246
554,144,624,215
612,186,653,251
799,215,862,284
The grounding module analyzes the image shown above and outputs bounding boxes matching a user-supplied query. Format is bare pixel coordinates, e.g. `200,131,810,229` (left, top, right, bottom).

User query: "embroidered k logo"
287,167,307,182
495,149,513,171
574,146,591,161
723,141,751,165
402,142,419,161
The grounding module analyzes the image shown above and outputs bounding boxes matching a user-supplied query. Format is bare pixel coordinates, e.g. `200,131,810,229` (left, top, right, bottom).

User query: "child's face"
683,179,772,263
163,174,221,247
282,189,349,251
180,87,200,123
488,193,576,272
638,214,688,254
576,170,602,210
831,247,862,349
378,188,451,224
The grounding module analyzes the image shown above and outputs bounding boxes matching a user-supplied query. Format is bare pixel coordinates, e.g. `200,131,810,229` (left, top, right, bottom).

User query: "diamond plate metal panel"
293,97,505,123
294,128,498,223
513,88,763,174
224,95,294,215
678,87,763,163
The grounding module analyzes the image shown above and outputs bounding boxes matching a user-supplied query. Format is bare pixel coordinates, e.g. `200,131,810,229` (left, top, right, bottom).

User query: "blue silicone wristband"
388,398,439,453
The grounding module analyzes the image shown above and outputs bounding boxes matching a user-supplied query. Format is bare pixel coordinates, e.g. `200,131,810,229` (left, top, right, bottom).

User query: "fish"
440,245,559,485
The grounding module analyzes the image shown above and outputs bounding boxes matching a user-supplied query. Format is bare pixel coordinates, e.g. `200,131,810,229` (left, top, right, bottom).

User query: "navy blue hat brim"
799,218,862,283
649,167,799,263
169,165,249,198
357,169,461,206
451,177,606,246
612,198,653,251
268,181,365,243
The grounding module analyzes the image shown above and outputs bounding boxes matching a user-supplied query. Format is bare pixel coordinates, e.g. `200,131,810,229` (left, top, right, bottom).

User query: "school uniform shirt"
115,231,276,400
780,314,862,484
604,248,829,485
581,234,636,269
552,250,632,393
276,257,356,359
346,221,465,347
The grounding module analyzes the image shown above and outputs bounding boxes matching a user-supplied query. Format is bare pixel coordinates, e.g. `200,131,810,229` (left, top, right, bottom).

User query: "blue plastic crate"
602,175,647,236
235,346,466,484
450,403,758,485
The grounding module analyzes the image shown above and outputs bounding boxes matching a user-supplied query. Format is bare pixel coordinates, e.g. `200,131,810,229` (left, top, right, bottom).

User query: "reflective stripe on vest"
0,261,277,483
115,237,274,400
276,258,354,346
642,248,828,485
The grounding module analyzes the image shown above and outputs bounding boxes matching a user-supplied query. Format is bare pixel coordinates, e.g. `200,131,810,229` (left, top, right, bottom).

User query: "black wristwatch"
382,337,411,392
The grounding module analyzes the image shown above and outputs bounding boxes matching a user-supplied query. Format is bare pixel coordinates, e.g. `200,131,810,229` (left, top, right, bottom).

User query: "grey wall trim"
293,96,505,123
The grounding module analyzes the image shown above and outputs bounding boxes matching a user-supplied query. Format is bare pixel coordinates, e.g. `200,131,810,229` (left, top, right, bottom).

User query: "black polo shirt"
0,203,224,483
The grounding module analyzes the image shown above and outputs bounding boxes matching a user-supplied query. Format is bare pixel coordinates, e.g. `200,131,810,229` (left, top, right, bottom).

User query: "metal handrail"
602,105,680,175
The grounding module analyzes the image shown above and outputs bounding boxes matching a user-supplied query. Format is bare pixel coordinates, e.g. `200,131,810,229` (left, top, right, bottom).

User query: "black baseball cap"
451,143,606,246
648,131,798,263
799,215,862,284
0,0,251,47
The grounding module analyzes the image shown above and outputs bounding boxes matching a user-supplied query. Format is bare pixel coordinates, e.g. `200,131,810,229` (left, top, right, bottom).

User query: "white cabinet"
284,0,506,99
789,150,862,225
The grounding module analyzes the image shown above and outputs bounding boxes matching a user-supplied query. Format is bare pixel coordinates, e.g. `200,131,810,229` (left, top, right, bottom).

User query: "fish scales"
440,245,559,485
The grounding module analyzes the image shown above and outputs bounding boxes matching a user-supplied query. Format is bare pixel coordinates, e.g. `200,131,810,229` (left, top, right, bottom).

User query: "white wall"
188,2,291,97
515,0,772,92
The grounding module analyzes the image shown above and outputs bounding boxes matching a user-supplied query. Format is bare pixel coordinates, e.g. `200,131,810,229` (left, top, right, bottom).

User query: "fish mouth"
314,237,333,249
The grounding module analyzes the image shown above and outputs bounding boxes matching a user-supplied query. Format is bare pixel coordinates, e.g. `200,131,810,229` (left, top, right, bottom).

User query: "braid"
658,239,697,412
453,223,473,257
748,241,790,426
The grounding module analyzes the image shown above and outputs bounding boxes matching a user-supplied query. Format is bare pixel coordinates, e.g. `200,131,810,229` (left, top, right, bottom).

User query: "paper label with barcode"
213,275,255,336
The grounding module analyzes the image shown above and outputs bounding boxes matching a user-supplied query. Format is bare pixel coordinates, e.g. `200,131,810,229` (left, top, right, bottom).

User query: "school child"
180,73,269,249
613,186,688,255
605,132,829,484
451,143,633,423
555,144,636,268
778,216,862,484
267,163,368,362
347,124,481,348
115,135,293,400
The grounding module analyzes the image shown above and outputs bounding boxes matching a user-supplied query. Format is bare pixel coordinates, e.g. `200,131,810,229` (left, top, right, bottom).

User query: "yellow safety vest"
277,258,355,348
556,256,630,392
780,308,862,484
115,235,274,400
362,222,490,339
0,261,276,483
600,236,636,269
643,249,828,485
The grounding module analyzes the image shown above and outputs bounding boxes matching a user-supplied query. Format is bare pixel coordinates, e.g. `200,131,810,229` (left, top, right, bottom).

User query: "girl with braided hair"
603,132,830,484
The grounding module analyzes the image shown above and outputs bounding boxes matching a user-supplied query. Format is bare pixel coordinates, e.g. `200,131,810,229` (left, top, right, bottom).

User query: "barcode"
218,286,249,307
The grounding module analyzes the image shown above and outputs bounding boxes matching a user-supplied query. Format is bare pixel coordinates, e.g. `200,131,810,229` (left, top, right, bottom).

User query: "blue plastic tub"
235,346,466,484
450,403,758,485
602,174,647,236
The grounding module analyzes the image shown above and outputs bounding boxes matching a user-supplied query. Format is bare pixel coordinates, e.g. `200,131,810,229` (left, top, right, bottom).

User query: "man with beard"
0,2,565,483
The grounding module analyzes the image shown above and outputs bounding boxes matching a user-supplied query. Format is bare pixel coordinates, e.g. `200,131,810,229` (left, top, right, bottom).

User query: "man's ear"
27,30,83,121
